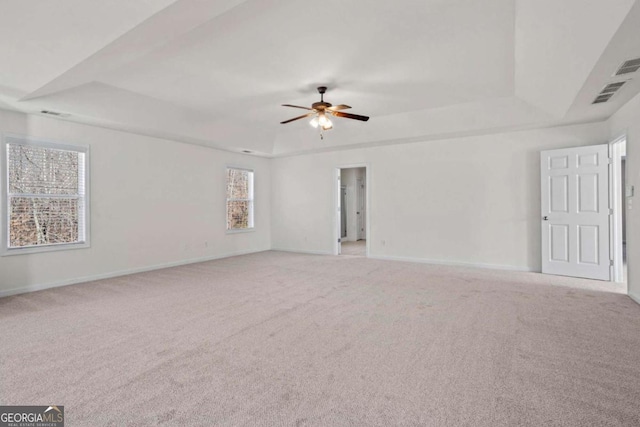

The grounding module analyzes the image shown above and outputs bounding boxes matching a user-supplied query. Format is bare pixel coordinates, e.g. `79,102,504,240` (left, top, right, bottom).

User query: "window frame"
225,166,255,233
1,134,91,256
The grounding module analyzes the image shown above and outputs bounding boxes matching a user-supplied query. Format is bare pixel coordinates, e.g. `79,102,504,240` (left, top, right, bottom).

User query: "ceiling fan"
280,86,369,135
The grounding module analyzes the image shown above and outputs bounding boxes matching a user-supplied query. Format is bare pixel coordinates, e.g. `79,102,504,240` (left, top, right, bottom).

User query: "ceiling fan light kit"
310,112,332,130
281,86,369,139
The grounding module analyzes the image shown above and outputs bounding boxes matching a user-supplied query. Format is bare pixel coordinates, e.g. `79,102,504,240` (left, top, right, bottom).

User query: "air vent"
601,81,626,94
593,94,613,104
592,80,628,104
615,58,640,76
40,110,70,117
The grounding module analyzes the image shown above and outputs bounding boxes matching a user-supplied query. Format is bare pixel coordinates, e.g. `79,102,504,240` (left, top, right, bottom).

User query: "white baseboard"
0,249,268,298
367,254,536,272
629,292,640,306
271,248,534,272
270,247,333,256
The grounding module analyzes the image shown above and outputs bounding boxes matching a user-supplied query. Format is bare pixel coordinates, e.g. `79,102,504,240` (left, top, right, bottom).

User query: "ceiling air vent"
592,80,628,104
40,110,70,117
615,58,640,76
601,81,626,94
593,94,613,104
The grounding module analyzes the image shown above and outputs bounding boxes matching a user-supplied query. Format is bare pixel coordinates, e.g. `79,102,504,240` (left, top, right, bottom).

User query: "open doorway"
610,135,627,290
335,166,369,257
340,186,348,239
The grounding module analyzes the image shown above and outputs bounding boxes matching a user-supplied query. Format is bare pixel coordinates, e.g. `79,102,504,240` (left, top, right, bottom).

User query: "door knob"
543,216,549,221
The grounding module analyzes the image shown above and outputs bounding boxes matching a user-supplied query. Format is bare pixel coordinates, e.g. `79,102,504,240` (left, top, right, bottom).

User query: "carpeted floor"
1,251,640,426
340,240,366,256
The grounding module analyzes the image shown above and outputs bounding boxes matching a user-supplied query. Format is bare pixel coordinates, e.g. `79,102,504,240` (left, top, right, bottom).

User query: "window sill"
1,241,90,256
226,228,256,235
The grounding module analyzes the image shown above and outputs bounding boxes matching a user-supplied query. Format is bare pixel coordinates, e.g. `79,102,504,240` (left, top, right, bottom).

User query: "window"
226,167,254,231
2,136,89,254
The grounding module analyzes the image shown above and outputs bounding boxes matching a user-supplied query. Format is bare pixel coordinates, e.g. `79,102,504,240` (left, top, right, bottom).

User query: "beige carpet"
1,251,640,426
340,240,366,256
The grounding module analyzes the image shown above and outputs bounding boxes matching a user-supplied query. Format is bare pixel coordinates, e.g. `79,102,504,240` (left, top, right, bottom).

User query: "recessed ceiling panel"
0,0,178,92
101,0,516,120
0,0,636,156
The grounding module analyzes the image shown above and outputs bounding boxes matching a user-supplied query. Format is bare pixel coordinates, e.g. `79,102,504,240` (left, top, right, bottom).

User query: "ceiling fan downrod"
317,86,327,103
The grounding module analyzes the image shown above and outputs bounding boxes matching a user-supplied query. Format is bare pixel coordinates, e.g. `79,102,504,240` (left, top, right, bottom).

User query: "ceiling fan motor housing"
312,101,332,110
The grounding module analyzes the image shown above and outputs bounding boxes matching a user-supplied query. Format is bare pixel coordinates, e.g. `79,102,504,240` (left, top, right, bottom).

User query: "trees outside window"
226,168,254,231
3,137,89,254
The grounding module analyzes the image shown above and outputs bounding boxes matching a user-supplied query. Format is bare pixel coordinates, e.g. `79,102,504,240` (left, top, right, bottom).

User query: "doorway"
335,165,369,257
340,186,347,239
540,138,627,292
610,135,627,289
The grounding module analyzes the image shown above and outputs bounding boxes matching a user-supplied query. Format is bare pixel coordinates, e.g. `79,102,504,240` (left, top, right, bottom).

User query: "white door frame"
333,164,371,256
340,185,348,239
356,176,366,241
609,134,627,284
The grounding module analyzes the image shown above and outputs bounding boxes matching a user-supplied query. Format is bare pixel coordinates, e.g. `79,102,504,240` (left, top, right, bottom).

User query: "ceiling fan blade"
280,112,314,124
326,104,351,111
331,111,370,122
282,104,314,111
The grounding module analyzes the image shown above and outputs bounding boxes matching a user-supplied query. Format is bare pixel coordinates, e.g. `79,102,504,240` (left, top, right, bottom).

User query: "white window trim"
225,166,255,233
1,133,91,256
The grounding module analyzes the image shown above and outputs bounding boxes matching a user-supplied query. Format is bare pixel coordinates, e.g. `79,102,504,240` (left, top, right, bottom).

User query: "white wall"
2,106,631,298
272,122,610,271
0,110,271,296
608,92,640,303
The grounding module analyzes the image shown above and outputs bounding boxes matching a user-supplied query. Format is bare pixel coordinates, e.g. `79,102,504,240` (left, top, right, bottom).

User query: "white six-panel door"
541,145,610,280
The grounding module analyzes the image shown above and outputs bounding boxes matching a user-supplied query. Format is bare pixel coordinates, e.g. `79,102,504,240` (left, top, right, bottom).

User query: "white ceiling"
0,0,639,156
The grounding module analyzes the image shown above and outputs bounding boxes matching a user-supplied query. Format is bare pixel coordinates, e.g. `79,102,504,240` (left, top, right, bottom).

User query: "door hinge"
610,260,614,266
609,208,614,215
338,238,341,243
